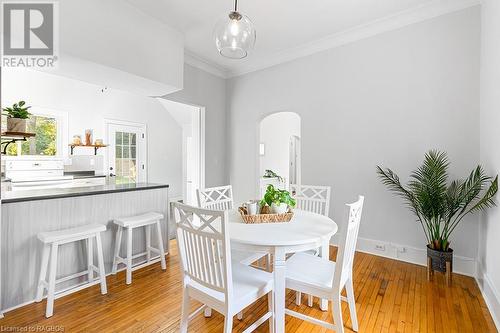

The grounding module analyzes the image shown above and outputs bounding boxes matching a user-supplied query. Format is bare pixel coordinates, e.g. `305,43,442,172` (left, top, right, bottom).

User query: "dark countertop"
64,172,107,179
1,183,169,204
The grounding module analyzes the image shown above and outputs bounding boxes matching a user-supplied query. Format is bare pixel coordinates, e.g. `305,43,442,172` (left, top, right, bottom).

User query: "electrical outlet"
397,247,407,253
375,244,386,251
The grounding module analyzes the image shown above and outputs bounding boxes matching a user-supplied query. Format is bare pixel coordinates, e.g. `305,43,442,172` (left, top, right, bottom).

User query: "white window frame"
2,104,69,160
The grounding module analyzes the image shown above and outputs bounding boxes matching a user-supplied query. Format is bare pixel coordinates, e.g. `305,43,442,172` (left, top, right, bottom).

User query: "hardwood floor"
1,241,496,333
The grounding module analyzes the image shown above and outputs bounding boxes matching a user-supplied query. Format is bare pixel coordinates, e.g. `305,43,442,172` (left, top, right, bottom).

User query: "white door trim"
104,118,148,183
199,107,206,190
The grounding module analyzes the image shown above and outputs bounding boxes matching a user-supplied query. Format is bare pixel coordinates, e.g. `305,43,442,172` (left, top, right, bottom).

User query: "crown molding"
184,51,230,79
224,0,481,78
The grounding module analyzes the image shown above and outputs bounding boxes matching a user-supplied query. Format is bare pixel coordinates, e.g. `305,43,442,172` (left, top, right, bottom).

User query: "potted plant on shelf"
260,184,296,214
377,150,498,284
2,101,32,132
263,169,284,183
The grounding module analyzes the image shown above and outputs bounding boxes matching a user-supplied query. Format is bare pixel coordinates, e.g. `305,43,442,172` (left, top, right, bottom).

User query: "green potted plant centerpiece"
261,184,296,214
377,150,498,283
2,101,32,132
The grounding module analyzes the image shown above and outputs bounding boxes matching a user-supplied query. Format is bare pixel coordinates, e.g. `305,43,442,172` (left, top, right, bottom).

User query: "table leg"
320,240,329,311
273,247,286,333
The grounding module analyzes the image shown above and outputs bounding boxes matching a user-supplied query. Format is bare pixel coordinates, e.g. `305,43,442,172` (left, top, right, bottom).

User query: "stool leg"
95,233,108,294
155,221,166,270
87,237,94,282
307,294,313,307
46,243,59,318
112,225,123,275
35,244,50,302
126,227,133,285
146,225,151,263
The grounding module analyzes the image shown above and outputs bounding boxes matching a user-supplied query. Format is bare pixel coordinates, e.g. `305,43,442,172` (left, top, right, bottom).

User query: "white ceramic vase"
271,202,288,214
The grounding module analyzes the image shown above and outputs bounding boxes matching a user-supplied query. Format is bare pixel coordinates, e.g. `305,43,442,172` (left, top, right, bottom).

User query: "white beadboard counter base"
0,186,170,312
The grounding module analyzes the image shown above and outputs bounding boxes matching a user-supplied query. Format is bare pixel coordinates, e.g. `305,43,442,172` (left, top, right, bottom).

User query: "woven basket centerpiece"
238,205,294,224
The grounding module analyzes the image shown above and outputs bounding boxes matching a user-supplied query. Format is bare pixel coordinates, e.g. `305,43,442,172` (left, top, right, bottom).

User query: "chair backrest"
333,196,364,289
197,185,234,210
173,202,232,298
290,184,331,216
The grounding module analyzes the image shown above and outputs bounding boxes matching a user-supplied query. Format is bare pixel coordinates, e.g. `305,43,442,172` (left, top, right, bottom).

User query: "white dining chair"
290,183,331,306
197,185,271,319
197,185,270,269
284,195,364,333
290,184,331,217
173,202,274,333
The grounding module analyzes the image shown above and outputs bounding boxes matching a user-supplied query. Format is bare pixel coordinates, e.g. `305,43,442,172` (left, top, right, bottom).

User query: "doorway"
258,112,301,196
105,120,147,184
157,99,205,205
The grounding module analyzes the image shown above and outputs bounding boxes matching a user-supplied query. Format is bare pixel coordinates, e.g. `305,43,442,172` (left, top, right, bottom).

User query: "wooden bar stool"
35,224,108,318
111,212,167,284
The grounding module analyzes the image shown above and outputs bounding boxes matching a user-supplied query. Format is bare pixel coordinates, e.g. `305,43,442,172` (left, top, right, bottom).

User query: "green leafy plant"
260,184,296,207
263,169,284,182
377,150,498,252
2,101,32,119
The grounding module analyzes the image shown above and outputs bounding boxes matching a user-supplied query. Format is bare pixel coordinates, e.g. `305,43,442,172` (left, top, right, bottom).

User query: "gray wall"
166,64,228,188
227,8,481,259
479,0,500,324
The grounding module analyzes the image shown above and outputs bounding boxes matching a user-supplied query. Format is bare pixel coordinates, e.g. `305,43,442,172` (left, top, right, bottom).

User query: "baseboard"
476,262,500,330
330,236,477,277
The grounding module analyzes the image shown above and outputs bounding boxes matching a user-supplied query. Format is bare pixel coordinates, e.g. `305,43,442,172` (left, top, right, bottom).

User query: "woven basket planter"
427,245,453,285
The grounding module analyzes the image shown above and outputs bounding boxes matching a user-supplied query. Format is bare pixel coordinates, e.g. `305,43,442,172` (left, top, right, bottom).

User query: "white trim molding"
228,0,481,77
184,51,229,79
331,236,477,277
183,0,481,79
476,262,500,329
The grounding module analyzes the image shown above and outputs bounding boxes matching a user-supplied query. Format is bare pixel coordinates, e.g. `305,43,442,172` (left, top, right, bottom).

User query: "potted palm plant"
2,101,32,132
377,150,498,282
260,184,296,214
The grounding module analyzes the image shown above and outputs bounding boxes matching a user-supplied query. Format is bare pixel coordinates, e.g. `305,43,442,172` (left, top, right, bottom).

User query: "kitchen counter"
65,171,107,179
1,183,169,203
1,182,170,312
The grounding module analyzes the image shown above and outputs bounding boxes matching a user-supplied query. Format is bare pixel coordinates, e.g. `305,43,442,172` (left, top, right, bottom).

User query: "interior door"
185,136,195,204
289,135,301,186
107,122,146,184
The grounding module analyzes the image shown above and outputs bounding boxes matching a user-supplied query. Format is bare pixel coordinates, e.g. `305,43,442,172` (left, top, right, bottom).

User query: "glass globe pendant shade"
214,11,256,59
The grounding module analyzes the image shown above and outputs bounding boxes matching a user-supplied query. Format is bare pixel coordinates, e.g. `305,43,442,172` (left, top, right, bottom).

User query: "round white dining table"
227,209,338,333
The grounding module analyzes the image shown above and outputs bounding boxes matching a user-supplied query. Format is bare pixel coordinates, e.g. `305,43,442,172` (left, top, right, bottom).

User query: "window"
4,115,58,156
115,131,138,184
1,106,67,158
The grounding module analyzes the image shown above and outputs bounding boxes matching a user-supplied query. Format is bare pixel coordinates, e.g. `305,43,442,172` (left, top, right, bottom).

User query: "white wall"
1,69,183,197
166,64,228,188
259,112,301,183
51,0,184,96
478,0,500,327
227,8,481,264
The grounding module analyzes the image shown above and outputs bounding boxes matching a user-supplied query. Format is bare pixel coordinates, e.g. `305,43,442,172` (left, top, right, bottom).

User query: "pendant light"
213,0,256,59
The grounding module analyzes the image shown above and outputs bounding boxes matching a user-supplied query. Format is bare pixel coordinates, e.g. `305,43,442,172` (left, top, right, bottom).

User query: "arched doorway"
258,112,301,197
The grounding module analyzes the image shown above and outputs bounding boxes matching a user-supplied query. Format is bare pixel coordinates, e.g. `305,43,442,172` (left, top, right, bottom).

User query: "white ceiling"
127,0,479,77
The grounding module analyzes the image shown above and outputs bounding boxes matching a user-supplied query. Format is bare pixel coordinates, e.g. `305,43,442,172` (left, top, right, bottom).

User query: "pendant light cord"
234,0,238,12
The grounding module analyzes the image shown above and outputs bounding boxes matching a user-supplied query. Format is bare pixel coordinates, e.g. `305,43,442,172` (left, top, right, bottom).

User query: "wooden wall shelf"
1,131,36,155
69,144,108,155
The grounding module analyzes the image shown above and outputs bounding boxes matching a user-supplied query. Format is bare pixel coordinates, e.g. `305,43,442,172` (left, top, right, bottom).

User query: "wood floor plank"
0,241,496,333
